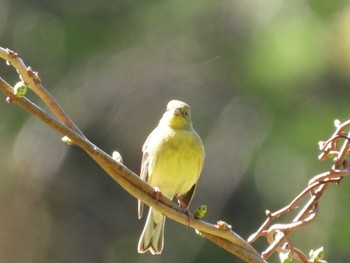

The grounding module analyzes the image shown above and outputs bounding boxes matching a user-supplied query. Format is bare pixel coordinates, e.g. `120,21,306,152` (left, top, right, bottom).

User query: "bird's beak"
174,108,181,116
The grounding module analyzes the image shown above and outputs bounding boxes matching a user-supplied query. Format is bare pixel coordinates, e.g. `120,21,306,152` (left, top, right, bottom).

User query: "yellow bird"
137,100,205,255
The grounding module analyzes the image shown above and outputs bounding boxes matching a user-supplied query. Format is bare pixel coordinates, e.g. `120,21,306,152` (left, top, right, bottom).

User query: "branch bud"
13,81,27,97
279,251,292,263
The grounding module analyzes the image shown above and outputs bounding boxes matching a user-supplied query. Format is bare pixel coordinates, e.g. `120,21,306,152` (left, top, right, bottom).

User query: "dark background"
1,0,350,262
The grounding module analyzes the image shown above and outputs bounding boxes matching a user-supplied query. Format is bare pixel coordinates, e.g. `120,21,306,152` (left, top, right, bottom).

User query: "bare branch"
249,120,350,262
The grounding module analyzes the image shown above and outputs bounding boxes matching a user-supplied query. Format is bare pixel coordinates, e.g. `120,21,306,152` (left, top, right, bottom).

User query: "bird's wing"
138,129,155,219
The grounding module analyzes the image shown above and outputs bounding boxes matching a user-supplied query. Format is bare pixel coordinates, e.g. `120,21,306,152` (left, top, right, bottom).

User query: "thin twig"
249,120,350,262
0,47,84,137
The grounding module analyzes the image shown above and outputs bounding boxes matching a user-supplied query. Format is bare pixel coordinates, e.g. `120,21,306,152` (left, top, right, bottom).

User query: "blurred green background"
1,0,350,262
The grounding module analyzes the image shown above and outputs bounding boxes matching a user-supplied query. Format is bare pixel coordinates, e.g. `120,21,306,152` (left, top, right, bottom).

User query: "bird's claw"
153,187,162,202
176,194,192,226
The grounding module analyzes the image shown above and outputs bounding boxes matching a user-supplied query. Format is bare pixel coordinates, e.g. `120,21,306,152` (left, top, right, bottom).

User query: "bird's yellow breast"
146,127,204,199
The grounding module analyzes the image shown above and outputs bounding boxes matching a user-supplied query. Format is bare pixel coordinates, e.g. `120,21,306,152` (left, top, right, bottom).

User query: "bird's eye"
183,110,189,117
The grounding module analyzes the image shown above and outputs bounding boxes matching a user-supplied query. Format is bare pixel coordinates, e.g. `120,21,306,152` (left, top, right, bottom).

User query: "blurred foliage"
1,0,350,262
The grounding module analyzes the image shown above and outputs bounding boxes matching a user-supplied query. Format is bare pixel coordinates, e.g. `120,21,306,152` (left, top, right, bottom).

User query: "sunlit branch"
0,47,265,263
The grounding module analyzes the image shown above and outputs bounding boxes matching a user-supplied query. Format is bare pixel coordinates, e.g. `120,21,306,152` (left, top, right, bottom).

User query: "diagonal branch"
0,48,265,263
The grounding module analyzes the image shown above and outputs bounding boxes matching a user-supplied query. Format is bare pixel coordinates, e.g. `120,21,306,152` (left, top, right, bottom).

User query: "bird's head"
160,100,192,129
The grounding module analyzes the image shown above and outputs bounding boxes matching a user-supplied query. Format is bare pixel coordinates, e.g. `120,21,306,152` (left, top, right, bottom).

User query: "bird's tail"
137,208,166,255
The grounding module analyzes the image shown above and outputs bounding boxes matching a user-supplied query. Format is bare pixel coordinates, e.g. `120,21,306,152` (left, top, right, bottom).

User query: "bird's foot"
176,194,192,226
153,187,162,202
